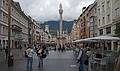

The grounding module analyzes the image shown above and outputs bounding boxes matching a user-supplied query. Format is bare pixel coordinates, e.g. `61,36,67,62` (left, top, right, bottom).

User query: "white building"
112,0,120,24
96,0,120,51
0,0,29,48
96,0,113,36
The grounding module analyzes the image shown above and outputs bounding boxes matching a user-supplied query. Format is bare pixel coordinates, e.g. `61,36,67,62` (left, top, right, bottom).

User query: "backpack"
80,50,89,65
84,55,89,65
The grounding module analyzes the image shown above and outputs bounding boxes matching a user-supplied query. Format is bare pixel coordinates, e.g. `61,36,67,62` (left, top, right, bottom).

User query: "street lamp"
8,0,14,67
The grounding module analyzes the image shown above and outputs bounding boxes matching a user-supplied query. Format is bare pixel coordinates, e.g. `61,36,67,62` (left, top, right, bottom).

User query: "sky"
13,0,95,22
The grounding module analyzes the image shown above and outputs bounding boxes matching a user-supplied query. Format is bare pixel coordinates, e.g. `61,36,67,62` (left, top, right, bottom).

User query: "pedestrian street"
0,50,79,71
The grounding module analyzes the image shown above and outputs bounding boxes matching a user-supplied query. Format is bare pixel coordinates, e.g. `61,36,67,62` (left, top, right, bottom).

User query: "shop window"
107,41,111,50
106,27,111,34
0,40,1,44
99,29,103,35
113,42,118,51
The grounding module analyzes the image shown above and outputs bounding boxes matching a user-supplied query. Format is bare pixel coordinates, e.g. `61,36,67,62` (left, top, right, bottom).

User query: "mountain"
39,21,73,35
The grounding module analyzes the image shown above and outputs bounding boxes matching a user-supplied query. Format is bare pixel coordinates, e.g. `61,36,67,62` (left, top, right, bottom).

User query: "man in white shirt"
26,46,34,71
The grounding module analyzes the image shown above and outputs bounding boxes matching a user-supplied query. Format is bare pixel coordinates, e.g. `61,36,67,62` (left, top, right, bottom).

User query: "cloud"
13,0,95,22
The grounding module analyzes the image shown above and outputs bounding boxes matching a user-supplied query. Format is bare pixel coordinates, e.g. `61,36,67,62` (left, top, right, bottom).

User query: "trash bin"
8,54,14,67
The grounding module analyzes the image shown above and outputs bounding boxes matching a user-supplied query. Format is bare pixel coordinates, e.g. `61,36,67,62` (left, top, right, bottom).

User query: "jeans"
79,61,84,71
38,56,43,67
27,57,33,71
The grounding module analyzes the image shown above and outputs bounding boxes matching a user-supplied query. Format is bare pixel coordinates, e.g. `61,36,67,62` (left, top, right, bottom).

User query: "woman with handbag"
37,48,44,67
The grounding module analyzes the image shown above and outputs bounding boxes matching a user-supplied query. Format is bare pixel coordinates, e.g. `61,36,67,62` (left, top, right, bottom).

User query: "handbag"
42,53,47,58
42,50,47,58
24,51,28,58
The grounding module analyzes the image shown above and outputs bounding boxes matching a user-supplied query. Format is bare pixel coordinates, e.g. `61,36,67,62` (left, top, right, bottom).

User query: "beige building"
89,1,98,38
28,17,42,45
70,20,78,41
32,20,41,44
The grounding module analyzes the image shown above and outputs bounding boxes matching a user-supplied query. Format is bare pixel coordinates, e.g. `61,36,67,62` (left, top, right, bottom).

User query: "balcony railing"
12,25,22,32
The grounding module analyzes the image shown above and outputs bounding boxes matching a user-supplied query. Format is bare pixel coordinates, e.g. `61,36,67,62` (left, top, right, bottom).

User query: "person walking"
0,43,3,51
26,46,34,71
19,45,22,50
77,44,87,71
37,48,44,67
5,46,8,60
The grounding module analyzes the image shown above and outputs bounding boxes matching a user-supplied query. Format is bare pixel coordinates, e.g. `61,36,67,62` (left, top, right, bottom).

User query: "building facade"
78,5,93,39
96,0,120,51
0,0,29,48
70,20,78,41
28,17,42,45
96,0,114,36
89,2,98,37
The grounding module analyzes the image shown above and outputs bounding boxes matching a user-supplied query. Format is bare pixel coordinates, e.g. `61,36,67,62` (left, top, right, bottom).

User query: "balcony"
12,25,22,32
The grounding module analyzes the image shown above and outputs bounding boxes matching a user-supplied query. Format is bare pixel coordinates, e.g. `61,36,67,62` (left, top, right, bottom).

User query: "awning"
89,36,120,41
73,36,120,43
73,38,96,43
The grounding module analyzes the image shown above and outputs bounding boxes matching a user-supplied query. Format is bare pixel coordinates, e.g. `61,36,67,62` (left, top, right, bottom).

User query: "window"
102,17,105,24
0,40,1,45
83,16,85,20
81,19,82,21
6,2,8,9
113,42,118,51
90,17,93,23
99,19,100,26
83,27,86,32
115,8,119,17
107,14,110,23
106,27,111,34
99,29,103,35
95,8,97,13
3,26,5,34
98,8,100,15
3,0,5,6
102,5,105,13
107,41,111,50
107,1,110,9
0,25,1,34
6,40,8,45
87,13,89,17
3,0,5,3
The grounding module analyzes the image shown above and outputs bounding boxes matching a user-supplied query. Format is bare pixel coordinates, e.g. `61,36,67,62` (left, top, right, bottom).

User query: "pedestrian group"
25,44,49,71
